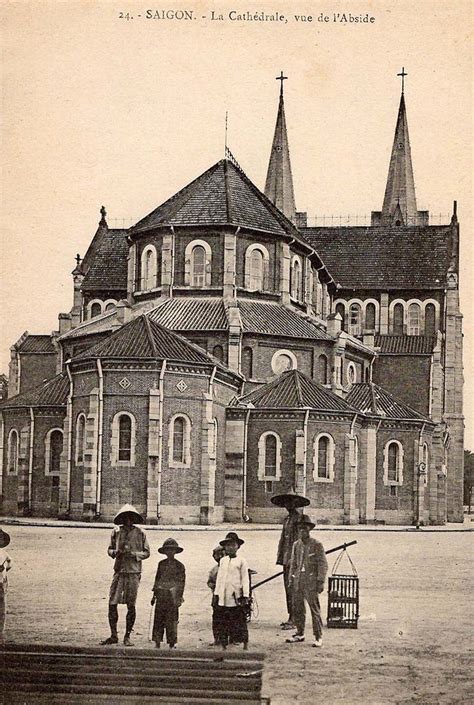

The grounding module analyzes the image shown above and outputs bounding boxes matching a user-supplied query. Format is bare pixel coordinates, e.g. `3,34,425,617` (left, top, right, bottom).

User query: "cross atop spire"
276,70,288,96
397,66,407,94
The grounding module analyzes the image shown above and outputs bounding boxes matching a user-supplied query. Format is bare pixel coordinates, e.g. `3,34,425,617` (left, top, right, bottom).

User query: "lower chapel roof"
71,314,240,380
303,225,452,290
346,383,431,422
0,374,68,410
236,369,357,413
374,335,436,355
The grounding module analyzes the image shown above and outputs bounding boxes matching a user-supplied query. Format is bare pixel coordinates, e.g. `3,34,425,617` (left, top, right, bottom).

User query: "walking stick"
251,540,358,591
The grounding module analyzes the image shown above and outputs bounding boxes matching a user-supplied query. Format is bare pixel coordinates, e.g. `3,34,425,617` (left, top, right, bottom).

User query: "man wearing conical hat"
0,529,12,645
272,489,309,630
101,504,150,646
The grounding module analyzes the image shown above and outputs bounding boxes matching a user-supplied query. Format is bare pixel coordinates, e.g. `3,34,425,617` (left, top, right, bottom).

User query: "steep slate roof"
148,298,228,331
81,228,129,291
72,315,237,377
375,335,436,355
346,382,429,421
130,158,307,242
0,374,68,410
238,301,333,340
303,225,451,289
237,369,356,413
15,335,56,354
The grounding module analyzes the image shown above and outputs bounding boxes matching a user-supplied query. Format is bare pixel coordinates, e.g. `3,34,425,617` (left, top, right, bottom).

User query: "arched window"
383,440,404,485
365,302,376,331
290,257,302,300
425,303,436,336
191,245,206,287
141,245,157,291
271,349,297,375
111,412,136,466
185,239,212,287
393,303,404,335
90,302,102,319
318,354,328,384
242,346,253,379
209,418,218,459
313,433,335,482
249,249,264,290
104,301,116,312
118,415,132,461
348,303,362,336
169,414,191,467
335,302,346,331
257,431,282,481
212,345,224,363
353,436,359,482
75,413,86,464
407,303,421,336
45,428,63,475
314,280,323,316
7,429,19,475
245,244,270,291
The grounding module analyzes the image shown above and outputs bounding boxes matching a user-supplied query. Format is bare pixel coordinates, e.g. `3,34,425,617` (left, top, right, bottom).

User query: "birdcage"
327,548,359,629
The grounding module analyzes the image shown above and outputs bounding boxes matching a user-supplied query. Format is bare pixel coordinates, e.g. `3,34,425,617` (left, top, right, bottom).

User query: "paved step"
0,644,266,704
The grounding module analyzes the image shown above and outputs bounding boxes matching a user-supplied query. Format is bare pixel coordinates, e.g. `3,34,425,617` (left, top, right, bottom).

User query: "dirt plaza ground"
2,522,473,705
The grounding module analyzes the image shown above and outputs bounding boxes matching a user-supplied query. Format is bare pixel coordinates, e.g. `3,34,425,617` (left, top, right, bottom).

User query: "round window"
347,362,357,386
271,350,297,375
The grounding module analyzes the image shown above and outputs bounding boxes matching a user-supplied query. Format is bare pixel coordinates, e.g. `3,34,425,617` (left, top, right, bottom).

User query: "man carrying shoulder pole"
286,514,328,649
271,489,310,630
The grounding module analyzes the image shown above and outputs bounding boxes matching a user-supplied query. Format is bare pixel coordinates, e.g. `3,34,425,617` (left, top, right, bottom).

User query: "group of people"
0,491,327,650
100,491,328,651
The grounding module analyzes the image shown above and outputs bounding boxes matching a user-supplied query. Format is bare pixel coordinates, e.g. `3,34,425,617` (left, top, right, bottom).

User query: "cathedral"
0,75,464,526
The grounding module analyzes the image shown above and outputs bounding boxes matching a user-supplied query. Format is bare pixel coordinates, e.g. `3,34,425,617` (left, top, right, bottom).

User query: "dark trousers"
283,564,293,621
292,576,323,640
212,605,219,643
214,606,248,647
153,593,179,646
108,604,136,637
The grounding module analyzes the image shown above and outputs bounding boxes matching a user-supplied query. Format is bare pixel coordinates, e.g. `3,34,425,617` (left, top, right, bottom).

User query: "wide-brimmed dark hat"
271,488,310,509
113,504,144,525
298,514,316,530
219,531,244,547
158,538,184,554
0,529,10,548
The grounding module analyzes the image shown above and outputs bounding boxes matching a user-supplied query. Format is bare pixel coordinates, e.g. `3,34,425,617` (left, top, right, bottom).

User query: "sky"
1,0,472,443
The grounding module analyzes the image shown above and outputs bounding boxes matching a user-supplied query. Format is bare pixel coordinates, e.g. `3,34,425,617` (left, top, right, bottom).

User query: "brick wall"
373,356,431,415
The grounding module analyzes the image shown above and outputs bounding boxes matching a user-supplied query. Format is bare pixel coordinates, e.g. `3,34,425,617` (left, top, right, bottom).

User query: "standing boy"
0,529,12,646
272,490,309,630
151,538,186,649
101,504,150,646
207,545,225,646
286,515,328,648
214,531,250,650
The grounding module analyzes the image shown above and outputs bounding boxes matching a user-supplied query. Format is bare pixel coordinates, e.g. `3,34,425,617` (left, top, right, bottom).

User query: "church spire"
380,68,418,226
264,71,297,224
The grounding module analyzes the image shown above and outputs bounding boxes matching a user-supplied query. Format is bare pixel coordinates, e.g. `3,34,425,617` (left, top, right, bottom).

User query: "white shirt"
0,549,12,590
215,554,250,607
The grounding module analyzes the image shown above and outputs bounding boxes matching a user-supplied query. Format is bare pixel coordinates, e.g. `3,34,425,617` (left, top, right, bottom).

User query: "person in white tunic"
214,531,250,649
